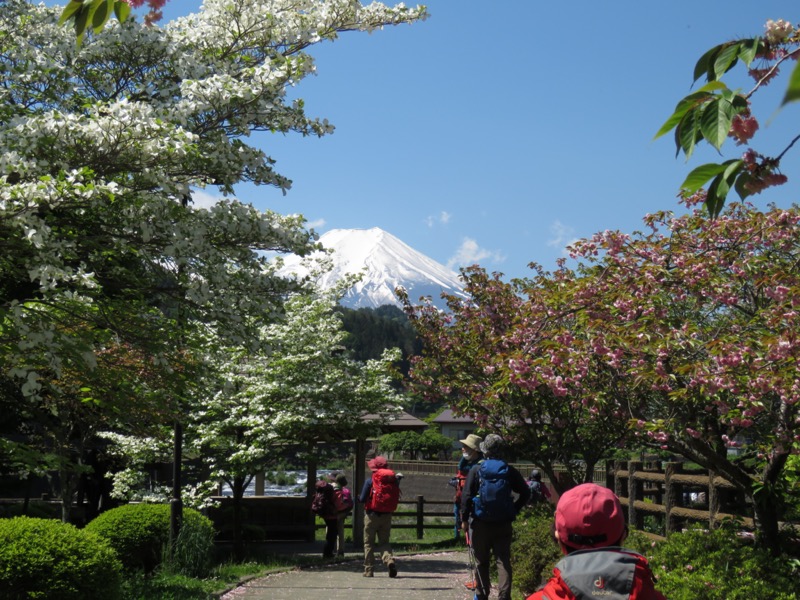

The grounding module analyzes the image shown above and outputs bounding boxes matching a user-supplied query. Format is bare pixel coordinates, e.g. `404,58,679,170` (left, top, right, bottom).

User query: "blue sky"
52,1,800,281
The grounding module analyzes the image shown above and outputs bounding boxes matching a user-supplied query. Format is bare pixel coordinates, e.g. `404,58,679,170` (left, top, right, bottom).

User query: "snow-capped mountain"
275,228,467,310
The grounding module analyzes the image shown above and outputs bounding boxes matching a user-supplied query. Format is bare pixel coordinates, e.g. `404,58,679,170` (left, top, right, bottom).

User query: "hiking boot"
388,562,397,578
363,570,374,577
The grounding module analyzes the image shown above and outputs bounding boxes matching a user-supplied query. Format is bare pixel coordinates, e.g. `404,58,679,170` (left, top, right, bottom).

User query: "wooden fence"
608,460,752,538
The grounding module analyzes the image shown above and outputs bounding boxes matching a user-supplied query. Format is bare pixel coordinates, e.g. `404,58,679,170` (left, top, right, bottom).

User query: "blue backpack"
472,459,517,522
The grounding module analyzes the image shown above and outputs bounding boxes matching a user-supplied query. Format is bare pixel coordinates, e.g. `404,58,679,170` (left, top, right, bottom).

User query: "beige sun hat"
459,433,483,452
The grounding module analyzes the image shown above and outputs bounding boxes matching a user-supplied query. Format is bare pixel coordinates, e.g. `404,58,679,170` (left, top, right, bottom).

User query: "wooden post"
255,472,265,496
628,461,643,531
416,495,424,539
664,462,678,535
708,470,720,529
613,460,625,500
353,437,367,549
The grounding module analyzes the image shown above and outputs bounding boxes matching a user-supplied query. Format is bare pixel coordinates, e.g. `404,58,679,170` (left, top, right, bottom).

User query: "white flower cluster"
764,19,795,44
0,0,425,399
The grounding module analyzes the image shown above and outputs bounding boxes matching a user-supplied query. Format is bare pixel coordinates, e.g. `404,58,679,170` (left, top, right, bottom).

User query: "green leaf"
699,98,735,150
58,1,83,26
734,172,755,200
713,42,741,80
653,90,718,140
114,1,131,23
92,0,113,33
737,37,762,67
781,60,800,106
704,160,742,217
675,108,704,159
680,163,728,195
693,44,724,83
74,5,90,38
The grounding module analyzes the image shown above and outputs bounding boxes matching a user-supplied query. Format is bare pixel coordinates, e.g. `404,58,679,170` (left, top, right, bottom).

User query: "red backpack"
366,468,400,513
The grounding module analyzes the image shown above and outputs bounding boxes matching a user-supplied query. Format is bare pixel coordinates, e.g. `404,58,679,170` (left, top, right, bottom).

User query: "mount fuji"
275,227,467,310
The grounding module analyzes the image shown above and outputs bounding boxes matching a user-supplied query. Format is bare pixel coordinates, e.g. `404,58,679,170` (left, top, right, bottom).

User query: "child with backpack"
461,434,530,600
311,478,338,558
358,456,401,578
526,483,667,600
331,472,354,557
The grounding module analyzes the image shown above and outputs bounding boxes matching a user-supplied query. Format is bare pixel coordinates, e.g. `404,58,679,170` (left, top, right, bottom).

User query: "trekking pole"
464,529,481,600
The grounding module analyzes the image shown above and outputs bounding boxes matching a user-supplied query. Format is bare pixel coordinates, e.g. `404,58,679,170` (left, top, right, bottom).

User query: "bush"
85,503,215,576
646,522,800,599
511,502,560,597
0,516,122,599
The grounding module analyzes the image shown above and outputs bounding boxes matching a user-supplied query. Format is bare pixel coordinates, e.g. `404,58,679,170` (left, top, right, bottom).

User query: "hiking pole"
464,529,480,600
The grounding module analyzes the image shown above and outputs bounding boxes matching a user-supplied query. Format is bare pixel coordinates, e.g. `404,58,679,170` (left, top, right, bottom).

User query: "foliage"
646,523,800,599
510,502,560,597
84,503,215,574
0,516,123,599
655,19,800,216
337,304,422,378
400,268,634,493
0,0,425,521
378,429,453,460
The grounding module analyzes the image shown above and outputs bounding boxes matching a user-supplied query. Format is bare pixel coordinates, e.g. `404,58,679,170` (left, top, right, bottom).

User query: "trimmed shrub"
85,503,215,576
645,522,800,600
511,502,560,597
0,516,122,599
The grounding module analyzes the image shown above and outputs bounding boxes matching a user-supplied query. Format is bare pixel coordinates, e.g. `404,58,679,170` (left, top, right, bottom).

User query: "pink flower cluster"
729,114,759,145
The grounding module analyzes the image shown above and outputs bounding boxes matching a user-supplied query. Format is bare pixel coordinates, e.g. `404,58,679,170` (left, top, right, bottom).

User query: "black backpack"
311,481,335,517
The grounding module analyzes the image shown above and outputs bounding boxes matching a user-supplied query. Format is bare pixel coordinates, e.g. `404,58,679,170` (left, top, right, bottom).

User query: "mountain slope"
275,227,466,309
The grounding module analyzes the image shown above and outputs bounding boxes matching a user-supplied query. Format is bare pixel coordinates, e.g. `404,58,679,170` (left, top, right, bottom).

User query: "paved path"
218,550,485,600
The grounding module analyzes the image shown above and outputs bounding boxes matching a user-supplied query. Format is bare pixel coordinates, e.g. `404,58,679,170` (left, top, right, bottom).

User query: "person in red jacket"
526,483,667,600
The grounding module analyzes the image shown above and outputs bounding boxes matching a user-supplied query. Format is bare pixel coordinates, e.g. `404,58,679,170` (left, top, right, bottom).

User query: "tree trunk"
750,488,782,554
232,476,245,560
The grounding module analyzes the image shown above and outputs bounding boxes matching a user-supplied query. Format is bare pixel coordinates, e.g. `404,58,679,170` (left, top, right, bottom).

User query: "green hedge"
0,516,122,599
85,503,215,576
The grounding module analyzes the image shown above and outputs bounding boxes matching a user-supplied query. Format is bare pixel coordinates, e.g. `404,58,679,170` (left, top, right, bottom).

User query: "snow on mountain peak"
275,227,466,309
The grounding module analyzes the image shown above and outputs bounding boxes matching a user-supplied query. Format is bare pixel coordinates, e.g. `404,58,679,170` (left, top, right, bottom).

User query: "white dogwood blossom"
0,0,425,395
0,0,425,512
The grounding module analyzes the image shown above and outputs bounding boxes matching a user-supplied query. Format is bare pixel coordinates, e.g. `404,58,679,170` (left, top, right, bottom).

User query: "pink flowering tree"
554,200,800,551
399,267,633,493
655,19,800,216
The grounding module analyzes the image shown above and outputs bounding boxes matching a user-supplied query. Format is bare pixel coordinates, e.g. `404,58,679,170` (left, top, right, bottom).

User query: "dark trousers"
470,519,513,600
323,518,338,557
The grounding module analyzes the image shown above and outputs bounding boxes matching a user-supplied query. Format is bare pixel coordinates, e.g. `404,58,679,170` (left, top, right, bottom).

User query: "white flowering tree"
0,0,425,519
188,289,403,556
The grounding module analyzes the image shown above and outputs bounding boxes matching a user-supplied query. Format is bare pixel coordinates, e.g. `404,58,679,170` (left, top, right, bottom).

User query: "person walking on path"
525,469,552,505
526,483,667,599
461,434,530,600
359,456,401,578
449,433,483,540
311,479,339,559
331,472,354,557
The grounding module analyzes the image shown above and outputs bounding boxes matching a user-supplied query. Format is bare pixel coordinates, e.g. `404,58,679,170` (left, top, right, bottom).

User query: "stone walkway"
218,550,485,600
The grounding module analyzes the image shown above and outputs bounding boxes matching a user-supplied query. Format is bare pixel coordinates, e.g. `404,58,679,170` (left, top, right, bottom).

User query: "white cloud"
547,220,580,253
425,211,452,227
447,237,505,271
304,218,326,230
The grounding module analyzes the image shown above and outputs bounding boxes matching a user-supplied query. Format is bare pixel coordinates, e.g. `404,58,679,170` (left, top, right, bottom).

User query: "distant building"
432,408,477,449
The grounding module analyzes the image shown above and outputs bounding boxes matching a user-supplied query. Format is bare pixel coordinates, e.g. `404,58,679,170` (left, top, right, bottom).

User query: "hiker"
461,434,530,600
449,433,483,540
358,456,401,578
311,478,338,558
526,483,667,600
331,472,354,557
526,469,552,505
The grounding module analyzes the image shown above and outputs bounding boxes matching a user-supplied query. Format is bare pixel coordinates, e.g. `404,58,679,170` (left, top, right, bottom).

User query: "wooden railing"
608,460,751,538
316,495,455,540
